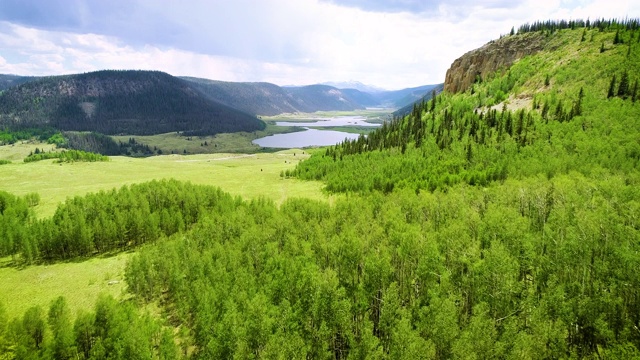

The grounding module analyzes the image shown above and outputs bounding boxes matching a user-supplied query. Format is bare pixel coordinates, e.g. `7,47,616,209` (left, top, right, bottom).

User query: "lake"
252,128,361,148
253,115,379,148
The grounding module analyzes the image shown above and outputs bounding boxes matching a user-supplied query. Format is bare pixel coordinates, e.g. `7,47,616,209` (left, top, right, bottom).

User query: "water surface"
252,128,361,148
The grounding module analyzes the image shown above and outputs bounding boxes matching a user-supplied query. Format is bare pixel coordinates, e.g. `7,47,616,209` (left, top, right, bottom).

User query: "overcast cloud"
0,0,638,89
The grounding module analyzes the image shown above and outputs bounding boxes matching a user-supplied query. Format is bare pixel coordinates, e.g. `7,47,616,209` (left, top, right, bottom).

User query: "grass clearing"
0,253,130,317
0,141,57,161
0,148,327,218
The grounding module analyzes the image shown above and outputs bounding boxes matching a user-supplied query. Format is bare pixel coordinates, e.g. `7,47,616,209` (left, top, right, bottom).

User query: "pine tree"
554,100,564,121
632,80,638,103
618,71,629,98
541,101,549,120
600,42,605,53
614,29,621,44
573,87,584,117
608,74,617,98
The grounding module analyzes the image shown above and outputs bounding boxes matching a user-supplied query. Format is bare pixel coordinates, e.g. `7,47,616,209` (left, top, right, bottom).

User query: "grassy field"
0,141,57,161
0,145,327,219
0,143,332,318
0,253,130,318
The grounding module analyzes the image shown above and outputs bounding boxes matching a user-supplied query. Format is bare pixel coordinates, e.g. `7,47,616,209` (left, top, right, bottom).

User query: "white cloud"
0,0,638,89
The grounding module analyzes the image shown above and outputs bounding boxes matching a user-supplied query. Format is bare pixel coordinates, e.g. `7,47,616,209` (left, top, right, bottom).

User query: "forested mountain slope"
0,70,265,136
295,19,639,194
286,84,370,112
0,74,39,91
374,83,444,108
182,76,442,115
180,77,302,116
182,77,378,115
392,84,444,117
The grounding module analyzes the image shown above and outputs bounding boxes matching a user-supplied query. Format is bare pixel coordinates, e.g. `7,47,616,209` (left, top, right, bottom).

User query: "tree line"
0,295,178,359
23,149,109,164
517,17,640,35
0,180,238,263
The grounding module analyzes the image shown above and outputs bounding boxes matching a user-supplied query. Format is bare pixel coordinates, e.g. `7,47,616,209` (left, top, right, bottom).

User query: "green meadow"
0,142,330,317
0,253,130,318
0,144,327,219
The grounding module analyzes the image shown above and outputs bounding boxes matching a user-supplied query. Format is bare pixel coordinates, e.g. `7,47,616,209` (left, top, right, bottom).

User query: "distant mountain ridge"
320,81,386,93
392,83,444,117
0,70,443,136
0,74,40,91
0,70,265,136
183,77,443,116
181,78,377,116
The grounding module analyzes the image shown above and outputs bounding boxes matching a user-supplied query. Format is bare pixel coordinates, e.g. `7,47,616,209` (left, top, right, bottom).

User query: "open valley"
0,9,639,359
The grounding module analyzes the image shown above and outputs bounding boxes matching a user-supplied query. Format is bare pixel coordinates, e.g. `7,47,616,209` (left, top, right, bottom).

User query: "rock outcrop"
444,32,547,94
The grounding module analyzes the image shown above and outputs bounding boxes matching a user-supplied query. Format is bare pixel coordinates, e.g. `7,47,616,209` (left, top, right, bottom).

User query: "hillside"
0,74,39,91
392,83,444,116
296,19,640,193
182,77,378,115
285,84,369,111
288,20,640,357
182,76,441,115
181,77,301,116
320,80,385,93
0,70,265,136
373,83,443,108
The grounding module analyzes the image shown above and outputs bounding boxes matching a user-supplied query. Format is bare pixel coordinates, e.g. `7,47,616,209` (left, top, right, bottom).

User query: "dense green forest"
1,175,638,358
0,180,235,262
1,20,639,359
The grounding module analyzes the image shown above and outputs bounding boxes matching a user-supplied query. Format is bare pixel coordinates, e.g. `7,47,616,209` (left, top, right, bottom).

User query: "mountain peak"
319,81,386,93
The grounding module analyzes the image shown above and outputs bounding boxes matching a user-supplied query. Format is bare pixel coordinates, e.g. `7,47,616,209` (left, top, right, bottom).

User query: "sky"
0,0,638,90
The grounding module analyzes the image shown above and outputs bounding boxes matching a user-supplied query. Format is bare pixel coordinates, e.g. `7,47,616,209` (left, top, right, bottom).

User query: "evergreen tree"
608,74,617,98
48,296,75,359
618,71,629,98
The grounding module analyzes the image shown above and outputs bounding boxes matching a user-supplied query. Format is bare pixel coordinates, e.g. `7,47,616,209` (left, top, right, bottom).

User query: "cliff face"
444,32,547,94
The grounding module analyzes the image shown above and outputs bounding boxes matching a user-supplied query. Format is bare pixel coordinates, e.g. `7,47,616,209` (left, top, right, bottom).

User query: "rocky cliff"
444,32,547,94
